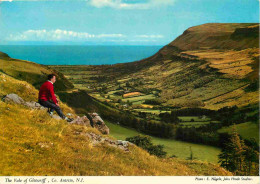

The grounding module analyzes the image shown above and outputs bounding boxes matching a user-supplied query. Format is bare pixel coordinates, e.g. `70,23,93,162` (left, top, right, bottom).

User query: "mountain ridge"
168,23,259,50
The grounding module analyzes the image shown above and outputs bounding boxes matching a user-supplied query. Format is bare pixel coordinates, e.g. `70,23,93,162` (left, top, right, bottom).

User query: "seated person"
38,74,73,122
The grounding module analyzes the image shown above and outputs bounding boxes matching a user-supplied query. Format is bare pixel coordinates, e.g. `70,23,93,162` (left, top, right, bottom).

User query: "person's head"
47,74,56,83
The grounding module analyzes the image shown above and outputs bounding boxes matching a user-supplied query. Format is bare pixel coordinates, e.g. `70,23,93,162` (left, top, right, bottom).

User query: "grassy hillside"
0,51,73,92
169,23,259,50
0,73,232,176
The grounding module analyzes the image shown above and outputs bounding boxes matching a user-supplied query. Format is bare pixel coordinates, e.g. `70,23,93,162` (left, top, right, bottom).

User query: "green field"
105,121,221,164
122,94,156,104
217,122,259,142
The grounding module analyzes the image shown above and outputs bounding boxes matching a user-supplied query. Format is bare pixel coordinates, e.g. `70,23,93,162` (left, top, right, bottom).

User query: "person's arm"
49,83,58,105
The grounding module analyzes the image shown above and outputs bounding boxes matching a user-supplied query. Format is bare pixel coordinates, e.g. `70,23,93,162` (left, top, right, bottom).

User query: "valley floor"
105,121,221,164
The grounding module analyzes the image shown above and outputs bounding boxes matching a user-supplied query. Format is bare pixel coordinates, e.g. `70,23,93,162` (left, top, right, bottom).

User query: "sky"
0,0,259,45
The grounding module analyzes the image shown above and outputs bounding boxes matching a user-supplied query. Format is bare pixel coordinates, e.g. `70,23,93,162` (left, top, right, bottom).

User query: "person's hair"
47,74,56,80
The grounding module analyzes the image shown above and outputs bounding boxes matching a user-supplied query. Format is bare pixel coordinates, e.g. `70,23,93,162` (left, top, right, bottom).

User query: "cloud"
6,29,125,41
135,34,164,38
0,0,176,9
89,0,176,9
6,29,165,43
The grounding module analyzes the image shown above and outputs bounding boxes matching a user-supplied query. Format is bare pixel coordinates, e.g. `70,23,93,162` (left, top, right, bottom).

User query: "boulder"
2,94,46,110
70,116,91,127
25,101,46,110
51,114,62,120
85,132,130,152
116,140,133,147
2,93,25,104
88,113,109,135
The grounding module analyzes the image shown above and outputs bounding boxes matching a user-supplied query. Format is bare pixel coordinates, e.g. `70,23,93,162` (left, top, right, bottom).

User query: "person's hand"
56,103,60,107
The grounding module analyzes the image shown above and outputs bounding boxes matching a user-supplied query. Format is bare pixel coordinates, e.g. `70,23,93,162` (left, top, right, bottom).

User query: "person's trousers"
38,99,66,119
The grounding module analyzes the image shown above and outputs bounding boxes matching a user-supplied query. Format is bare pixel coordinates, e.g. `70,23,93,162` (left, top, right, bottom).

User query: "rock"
2,94,46,110
24,101,46,110
88,112,109,135
2,93,25,104
37,142,54,149
70,116,91,127
85,132,130,152
116,140,131,147
51,114,62,120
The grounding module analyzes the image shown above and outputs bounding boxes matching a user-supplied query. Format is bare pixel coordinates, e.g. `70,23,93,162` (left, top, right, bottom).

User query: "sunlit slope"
169,23,259,50
0,73,232,176
0,52,73,91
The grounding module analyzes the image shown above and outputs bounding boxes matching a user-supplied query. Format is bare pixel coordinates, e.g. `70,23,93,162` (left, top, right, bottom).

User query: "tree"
243,145,259,175
159,112,179,124
218,125,247,175
126,135,167,158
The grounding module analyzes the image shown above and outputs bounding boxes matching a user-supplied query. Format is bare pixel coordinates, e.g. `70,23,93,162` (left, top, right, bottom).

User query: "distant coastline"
0,45,163,65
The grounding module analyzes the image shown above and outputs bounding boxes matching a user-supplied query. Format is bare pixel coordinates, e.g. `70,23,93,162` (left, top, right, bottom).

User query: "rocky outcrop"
68,115,110,135
2,93,110,135
85,132,133,152
24,101,46,109
2,93,25,104
87,113,109,135
70,116,91,127
2,93,46,109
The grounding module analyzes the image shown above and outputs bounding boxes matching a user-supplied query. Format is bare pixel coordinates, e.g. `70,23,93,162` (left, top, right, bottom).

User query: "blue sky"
0,0,259,45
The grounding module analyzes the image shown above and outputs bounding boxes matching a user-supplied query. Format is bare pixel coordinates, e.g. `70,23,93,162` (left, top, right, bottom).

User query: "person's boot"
64,117,74,122
48,108,54,116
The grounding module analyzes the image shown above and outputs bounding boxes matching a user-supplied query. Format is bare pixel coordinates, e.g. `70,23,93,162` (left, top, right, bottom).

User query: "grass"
105,121,222,164
0,55,73,91
0,73,232,176
122,94,156,102
217,122,259,142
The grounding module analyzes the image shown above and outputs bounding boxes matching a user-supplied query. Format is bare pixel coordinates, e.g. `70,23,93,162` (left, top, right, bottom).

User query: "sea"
0,45,163,65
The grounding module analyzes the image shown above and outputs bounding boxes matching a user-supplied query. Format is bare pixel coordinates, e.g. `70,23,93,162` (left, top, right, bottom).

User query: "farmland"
49,24,259,166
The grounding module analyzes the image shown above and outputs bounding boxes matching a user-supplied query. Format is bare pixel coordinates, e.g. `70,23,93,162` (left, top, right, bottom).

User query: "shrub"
144,99,161,105
126,135,167,158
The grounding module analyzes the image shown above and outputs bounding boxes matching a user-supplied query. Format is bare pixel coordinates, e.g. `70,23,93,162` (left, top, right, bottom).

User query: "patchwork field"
182,48,259,79
51,45,259,111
